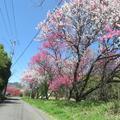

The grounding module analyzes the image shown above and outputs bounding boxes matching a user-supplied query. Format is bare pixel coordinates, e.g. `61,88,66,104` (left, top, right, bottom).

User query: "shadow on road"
0,97,20,106
2,100,19,104
7,97,20,101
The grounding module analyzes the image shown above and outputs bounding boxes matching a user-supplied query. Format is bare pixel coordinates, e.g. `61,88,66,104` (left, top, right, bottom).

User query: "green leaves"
0,44,11,68
0,44,11,98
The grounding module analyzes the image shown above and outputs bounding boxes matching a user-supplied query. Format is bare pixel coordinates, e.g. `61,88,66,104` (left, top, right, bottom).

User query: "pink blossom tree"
22,0,120,101
30,42,73,99
21,68,44,99
6,86,21,96
35,0,120,101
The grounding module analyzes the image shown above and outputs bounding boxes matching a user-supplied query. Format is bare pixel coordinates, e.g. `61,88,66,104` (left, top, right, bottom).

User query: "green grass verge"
23,97,120,120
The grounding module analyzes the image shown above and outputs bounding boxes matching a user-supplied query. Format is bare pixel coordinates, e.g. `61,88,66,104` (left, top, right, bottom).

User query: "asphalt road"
0,97,50,120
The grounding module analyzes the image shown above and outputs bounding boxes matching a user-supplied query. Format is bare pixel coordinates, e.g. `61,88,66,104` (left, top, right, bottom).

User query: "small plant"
19,93,23,97
110,101,120,114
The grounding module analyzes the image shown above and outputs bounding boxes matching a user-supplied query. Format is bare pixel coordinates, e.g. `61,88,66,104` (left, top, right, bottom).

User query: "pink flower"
30,50,48,64
49,75,71,91
100,29,120,41
105,25,112,32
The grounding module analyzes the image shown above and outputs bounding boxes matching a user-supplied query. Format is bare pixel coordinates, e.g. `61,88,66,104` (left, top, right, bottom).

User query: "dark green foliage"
0,44,11,98
39,81,49,99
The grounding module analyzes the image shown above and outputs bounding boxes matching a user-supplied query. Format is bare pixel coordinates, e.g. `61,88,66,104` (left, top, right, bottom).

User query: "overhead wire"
37,0,45,7
30,0,62,7
3,0,13,36
0,7,10,45
30,0,45,7
57,0,63,6
10,40,16,59
11,0,18,44
12,31,40,68
4,0,18,59
10,0,18,59
0,0,16,58
11,0,63,67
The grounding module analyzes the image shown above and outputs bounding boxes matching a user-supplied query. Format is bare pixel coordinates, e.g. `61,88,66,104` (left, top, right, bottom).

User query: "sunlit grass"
23,97,120,120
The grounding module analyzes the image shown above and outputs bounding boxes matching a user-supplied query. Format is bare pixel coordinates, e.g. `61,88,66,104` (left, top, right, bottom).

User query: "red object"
6,86,21,96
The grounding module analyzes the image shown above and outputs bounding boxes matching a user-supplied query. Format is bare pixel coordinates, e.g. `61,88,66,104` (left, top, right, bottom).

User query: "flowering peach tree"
22,0,120,101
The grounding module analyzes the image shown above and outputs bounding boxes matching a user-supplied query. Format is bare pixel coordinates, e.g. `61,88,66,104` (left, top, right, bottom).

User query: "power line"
10,0,18,58
3,0,17,58
11,0,18,44
0,7,9,36
3,0,13,36
0,6,15,56
11,0,63,67
12,31,39,68
0,7,10,45
37,0,45,7
57,0,63,6
10,40,16,59
30,0,45,7
30,0,63,7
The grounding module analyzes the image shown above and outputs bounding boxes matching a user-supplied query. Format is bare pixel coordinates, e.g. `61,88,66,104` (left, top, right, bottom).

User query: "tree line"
0,44,11,100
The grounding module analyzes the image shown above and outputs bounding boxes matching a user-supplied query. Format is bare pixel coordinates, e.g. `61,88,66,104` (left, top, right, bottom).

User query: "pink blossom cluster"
49,75,71,91
6,86,21,96
100,29,120,41
31,51,48,64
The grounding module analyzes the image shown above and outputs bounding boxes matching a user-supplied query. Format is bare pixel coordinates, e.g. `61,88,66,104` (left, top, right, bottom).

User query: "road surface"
0,97,50,120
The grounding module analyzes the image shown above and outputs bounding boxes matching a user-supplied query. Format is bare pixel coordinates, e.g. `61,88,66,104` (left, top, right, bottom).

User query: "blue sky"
0,0,59,82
